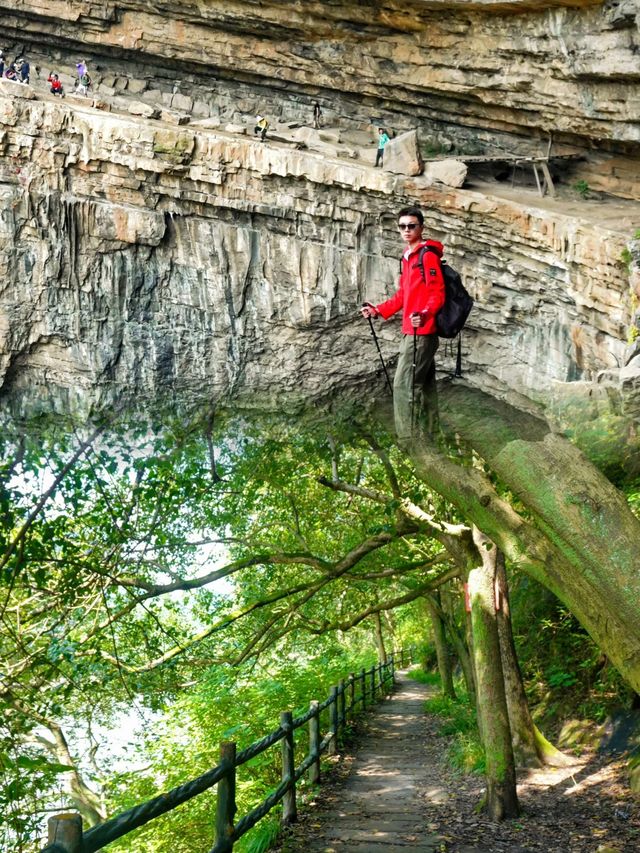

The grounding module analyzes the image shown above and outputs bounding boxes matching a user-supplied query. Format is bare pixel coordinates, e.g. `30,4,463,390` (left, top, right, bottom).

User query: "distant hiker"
375,127,390,167
361,206,445,443
18,58,30,84
74,60,91,96
0,51,4,78
254,115,269,141
74,72,91,96
313,101,322,129
4,63,18,82
48,72,65,97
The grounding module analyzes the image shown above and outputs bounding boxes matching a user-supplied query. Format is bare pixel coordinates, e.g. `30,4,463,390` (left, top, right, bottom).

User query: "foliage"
509,574,634,728
572,179,591,199
2,393,639,848
0,406,452,850
424,686,485,774
105,643,378,853
407,667,441,686
620,230,640,270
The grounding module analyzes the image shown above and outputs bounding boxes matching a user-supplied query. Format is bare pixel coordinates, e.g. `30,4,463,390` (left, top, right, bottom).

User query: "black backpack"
416,246,473,339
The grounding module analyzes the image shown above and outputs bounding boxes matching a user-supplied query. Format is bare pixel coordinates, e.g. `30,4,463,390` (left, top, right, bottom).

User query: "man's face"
398,215,423,247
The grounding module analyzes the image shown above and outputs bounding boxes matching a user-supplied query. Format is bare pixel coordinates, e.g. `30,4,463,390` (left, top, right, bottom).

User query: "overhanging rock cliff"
0,0,638,426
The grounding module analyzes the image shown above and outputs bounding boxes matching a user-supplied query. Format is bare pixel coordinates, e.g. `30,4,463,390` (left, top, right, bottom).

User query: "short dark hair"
397,206,424,225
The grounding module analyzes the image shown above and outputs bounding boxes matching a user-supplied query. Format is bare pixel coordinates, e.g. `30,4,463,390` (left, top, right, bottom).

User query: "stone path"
284,674,444,852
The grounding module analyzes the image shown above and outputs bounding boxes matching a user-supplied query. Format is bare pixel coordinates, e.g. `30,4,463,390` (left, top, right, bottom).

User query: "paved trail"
286,674,444,852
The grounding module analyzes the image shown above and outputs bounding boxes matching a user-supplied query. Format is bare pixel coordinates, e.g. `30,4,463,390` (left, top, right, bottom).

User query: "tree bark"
35,722,105,826
469,528,519,820
494,551,570,767
373,611,388,663
442,601,476,706
425,594,456,699
400,385,640,693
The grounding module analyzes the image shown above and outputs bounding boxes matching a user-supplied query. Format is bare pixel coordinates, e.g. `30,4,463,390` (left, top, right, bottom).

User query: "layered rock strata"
0,86,636,423
2,0,639,199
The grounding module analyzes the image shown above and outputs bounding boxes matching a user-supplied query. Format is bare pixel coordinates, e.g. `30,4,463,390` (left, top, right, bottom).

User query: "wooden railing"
41,649,414,853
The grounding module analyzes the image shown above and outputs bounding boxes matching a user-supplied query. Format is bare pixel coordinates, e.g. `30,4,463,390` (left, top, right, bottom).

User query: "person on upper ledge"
313,101,322,129
48,72,65,97
4,63,18,82
361,206,446,443
254,115,270,142
17,57,30,85
375,127,390,167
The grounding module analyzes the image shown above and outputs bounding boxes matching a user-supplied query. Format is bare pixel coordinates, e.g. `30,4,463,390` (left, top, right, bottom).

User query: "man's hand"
361,303,378,319
410,311,427,329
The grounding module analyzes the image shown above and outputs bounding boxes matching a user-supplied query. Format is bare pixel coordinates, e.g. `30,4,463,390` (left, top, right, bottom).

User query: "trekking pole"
411,328,417,435
364,312,393,395
454,333,463,378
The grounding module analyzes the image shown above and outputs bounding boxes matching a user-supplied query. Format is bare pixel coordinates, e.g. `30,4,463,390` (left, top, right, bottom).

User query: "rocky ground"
275,675,640,853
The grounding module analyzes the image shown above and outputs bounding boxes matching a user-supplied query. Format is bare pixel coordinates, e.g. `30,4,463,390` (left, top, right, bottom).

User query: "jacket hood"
424,239,444,257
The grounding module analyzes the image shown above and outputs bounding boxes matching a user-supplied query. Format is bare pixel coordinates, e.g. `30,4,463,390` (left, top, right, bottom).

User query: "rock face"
0,1,638,425
0,86,637,424
422,159,468,188
3,0,640,197
383,131,423,177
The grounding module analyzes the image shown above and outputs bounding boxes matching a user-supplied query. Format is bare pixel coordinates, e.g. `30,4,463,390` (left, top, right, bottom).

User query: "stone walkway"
284,674,444,852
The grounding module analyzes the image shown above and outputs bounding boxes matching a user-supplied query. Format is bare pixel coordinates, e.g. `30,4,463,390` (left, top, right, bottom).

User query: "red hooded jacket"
375,239,446,335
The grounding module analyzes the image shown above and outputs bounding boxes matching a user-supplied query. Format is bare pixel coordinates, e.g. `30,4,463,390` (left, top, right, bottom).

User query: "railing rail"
41,648,413,853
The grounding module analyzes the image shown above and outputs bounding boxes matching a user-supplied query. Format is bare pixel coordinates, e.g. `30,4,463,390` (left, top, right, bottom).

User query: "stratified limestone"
0,88,636,422
2,0,640,199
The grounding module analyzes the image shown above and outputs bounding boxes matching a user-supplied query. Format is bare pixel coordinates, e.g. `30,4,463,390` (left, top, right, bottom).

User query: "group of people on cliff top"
0,50,92,98
0,51,30,84
47,59,93,98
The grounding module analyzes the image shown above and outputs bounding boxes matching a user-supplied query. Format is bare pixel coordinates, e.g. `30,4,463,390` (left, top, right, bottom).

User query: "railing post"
360,667,366,709
47,814,83,852
377,662,383,695
328,686,338,754
370,665,376,702
348,673,355,718
390,652,396,682
215,741,237,852
339,678,346,731
400,648,406,668
281,711,297,825
308,700,320,785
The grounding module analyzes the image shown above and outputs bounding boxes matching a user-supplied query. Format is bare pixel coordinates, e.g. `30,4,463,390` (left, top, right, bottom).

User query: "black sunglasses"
398,222,419,231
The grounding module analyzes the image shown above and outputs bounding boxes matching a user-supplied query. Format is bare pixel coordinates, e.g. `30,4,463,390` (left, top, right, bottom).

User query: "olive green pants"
393,333,439,444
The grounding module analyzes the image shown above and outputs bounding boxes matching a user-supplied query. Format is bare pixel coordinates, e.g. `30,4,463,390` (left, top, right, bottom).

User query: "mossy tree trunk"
426,593,456,699
469,528,519,820
373,611,388,664
402,385,640,693
494,551,570,767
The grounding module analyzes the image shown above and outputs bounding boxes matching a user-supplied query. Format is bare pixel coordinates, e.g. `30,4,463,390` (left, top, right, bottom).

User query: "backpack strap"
416,245,443,283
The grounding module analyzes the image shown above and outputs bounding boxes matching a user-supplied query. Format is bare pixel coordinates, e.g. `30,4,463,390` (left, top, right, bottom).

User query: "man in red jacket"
361,206,445,442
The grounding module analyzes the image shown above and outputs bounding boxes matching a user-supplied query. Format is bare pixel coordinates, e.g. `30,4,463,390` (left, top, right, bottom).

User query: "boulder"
0,79,36,100
423,158,468,188
127,79,148,95
224,123,247,135
128,101,160,119
161,110,191,126
318,128,341,144
172,92,193,113
383,130,423,176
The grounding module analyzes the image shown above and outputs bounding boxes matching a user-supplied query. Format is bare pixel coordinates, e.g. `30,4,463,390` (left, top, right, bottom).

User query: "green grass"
424,685,485,775
407,667,441,686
